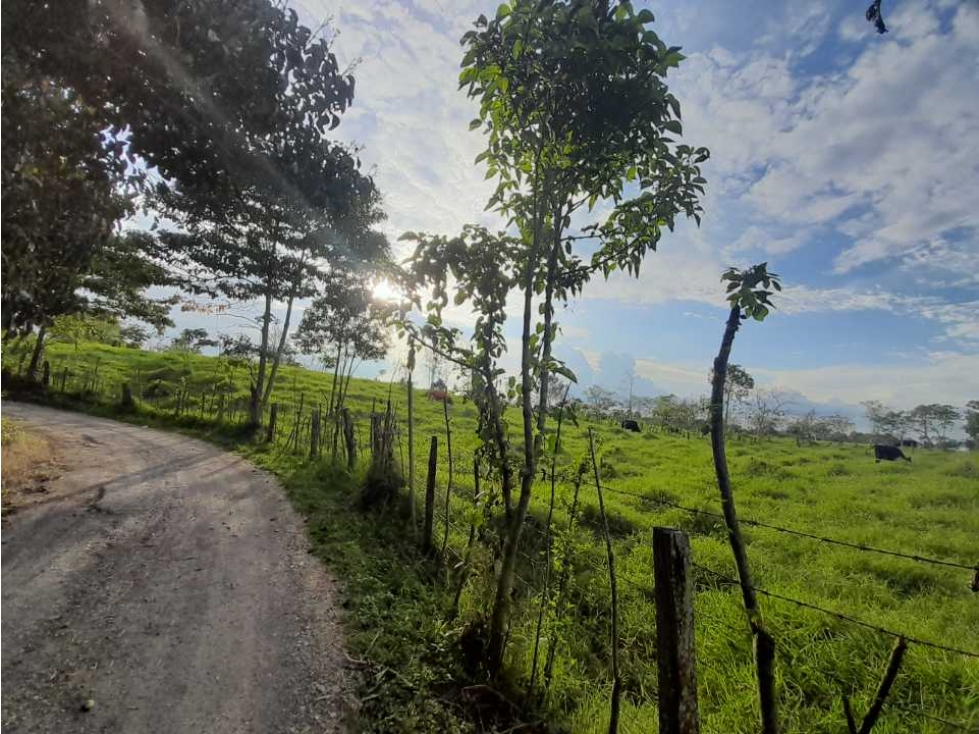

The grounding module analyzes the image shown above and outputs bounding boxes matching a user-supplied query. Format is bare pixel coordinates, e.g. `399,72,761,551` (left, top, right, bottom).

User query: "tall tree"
404,0,708,674
171,328,217,353
3,0,341,372
746,389,790,439
5,0,356,206
149,9,388,427
295,274,392,417
926,404,961,446
585,385,617,417
1,61,174,373
964,401,979,448
861,400,890,438
718,364,754,428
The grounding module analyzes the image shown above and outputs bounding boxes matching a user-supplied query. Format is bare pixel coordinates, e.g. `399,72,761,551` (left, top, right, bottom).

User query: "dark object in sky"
873,444,910,463
866,0,888,34
621,419,641,432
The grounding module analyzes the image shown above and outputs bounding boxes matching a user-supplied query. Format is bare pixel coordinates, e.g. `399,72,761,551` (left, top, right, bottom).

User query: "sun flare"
371,278,401,303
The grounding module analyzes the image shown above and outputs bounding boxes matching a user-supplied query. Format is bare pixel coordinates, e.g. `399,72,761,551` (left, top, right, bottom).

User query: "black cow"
874,444,911,463
621,419,641,432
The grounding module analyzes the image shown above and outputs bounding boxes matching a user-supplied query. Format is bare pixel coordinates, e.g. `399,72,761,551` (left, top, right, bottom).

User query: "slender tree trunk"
544,461,585,697
589,429,621,734
440,398,454,558
261,288,297,410
423,436,438,555
529,384,570,698
710,306,778,734
488,212,561,675
251,289,273,426
27,324,47,381
340,351,357,409
328,343,342,416
407,343,417,532
452,455,481,617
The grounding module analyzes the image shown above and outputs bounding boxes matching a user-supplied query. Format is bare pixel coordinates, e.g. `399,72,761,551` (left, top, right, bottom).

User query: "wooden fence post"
120,383,135,411
310,409,321,459
60,367,69,392
422,436,438,554
342,408,356,469
266,403,278,443
654,527,700,734
41,360,51,388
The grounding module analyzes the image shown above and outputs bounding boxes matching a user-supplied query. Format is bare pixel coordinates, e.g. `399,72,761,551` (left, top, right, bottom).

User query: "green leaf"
469,118,482,131
551,361,578,384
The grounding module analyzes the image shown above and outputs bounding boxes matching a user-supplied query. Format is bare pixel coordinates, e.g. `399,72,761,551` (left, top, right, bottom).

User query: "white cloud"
672,2,979,278
634,358,708,394
752,351,979,408
727,224,806,256
576,348,603,373
306,0,502,255
290,0,978,380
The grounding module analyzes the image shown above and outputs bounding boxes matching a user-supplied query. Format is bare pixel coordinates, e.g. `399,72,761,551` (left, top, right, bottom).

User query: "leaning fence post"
342,408,356,469
120,382,135,411
654,527,700,734
266,403,278,443
42,360,51,389
310,409,321,459
422,435,438,554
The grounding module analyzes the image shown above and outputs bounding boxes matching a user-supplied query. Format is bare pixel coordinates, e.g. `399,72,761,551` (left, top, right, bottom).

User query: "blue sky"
163,0,979,416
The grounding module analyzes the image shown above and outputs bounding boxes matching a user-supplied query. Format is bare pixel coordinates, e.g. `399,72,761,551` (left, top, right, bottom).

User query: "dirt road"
1,402,350,733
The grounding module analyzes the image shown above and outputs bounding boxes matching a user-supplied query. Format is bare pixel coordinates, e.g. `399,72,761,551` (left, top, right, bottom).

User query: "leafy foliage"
296,274,392,367
865,0,888,34
721,263,781,322
0,66,171,334
5,0,357,198
398,0,711,674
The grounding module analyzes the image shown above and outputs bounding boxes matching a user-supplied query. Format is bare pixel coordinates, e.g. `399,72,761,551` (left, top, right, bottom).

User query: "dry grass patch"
1,417,59,515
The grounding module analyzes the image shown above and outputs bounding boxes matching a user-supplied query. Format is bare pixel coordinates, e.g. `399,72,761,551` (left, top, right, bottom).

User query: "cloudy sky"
174,0,979,416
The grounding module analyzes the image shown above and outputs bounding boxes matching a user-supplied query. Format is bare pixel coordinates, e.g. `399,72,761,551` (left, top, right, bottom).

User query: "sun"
371,278,401,303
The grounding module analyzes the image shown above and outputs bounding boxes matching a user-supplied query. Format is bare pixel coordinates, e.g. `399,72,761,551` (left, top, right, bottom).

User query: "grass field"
4,339,977,733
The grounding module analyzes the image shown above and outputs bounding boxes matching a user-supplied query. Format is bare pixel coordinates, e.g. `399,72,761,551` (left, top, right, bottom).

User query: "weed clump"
826,462,851,477
944,460,977,478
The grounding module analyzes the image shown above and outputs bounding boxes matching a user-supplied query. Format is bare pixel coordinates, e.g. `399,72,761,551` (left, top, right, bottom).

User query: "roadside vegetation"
4,337,976,733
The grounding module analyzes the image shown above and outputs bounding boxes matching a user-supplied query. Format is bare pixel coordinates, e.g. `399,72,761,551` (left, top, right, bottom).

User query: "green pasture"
4,340,977,734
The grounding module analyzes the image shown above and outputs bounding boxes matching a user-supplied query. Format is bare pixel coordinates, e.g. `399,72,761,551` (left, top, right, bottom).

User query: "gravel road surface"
1,402,350,733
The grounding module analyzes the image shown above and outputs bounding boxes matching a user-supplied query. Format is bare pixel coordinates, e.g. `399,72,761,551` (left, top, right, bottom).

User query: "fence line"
596,482,977,573
690,562,979,659
27,365,975,728
901,708,977,732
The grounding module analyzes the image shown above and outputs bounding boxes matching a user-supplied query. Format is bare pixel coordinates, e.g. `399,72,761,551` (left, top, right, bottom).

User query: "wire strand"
596,483,976,573
691,562,979,659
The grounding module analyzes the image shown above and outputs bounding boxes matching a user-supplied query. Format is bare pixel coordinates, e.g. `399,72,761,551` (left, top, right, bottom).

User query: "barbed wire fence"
20,355,979,732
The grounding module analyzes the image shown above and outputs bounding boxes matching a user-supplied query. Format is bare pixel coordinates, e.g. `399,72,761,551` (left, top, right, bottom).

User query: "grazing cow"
428,389,453,404
621,419,641,432
874,444,911,463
